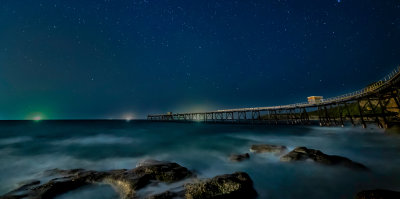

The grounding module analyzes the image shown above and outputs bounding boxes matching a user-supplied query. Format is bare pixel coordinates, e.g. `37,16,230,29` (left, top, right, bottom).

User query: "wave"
0,136,32,145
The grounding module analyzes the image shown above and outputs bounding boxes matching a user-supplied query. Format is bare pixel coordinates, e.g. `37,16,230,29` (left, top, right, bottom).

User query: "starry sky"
0,0,400,120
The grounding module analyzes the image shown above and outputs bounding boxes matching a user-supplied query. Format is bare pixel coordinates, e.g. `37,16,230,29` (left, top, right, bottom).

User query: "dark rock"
1,180,41,199
16,180,41,188
229,153,250,162
132,160,192,182
136,159,167,167
355,189,400,199
280,147,368,170
1,160,192,199
32,176,91,199
1,161,257,199
103,160,193,198
184,172,257,199
250,144,287,154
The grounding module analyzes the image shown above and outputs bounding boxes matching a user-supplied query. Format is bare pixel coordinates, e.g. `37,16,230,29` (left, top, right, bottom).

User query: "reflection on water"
0,120,400,198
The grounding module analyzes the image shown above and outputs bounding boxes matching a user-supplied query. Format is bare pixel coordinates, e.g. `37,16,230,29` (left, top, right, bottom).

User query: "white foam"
0,136,32,145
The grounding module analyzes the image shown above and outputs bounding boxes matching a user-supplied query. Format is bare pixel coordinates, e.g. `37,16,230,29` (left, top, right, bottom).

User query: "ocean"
0,120,400,198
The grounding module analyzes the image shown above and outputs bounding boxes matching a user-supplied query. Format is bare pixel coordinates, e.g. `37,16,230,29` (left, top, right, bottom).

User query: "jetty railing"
148,65,400,128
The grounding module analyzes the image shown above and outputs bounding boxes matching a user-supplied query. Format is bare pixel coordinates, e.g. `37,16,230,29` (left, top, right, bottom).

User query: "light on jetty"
307,96,324,104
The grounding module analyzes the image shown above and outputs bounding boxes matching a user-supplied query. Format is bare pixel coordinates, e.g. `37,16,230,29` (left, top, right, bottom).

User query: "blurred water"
0,120,400,198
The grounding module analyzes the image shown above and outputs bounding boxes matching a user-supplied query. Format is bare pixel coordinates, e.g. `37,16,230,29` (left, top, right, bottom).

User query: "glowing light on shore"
123,113,135,122
26,111,49,121
33,116,42,121
28,113,46,121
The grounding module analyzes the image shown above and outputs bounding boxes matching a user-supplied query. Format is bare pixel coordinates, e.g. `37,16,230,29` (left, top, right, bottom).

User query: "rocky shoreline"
228,144,399,199
231,144,368,171
2,144,398,199
0,160,257,199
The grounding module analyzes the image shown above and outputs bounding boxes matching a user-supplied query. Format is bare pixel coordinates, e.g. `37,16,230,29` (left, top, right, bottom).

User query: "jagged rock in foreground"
145,172,257,199
184,172,257,199
250,144,287,154
229,153,250,162
1,160,257,199
1,180,41,199
1,160,193,199
355,189,400,199
280,147,368,170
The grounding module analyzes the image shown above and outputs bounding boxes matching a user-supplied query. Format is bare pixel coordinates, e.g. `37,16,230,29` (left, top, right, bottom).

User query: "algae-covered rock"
184,172,257,199
280,147,368,170
229,153,250,162
250,144,287,154
1,160,193,199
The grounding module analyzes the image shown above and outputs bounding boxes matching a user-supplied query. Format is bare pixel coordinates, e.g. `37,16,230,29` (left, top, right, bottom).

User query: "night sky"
0,0,400,120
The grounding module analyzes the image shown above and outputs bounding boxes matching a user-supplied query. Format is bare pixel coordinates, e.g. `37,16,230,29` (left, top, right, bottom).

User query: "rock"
16,180,41,188
229,153,250,162
184,172,257,199
133,160,193,182
250,144,287,154
32,176,92,199
1,161,258,199
105,161,193,197
102,161,193,198
0,180,41,199
355,189,400,199
1,171,103,199
137,159,167,167
280,147,309,161
280,147,368,170
1,160,193,199
103,170,152,197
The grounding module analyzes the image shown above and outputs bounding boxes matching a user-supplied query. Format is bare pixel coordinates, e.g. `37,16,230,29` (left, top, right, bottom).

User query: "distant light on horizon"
123,113,135,122
33,116,42,121
26,112,46,121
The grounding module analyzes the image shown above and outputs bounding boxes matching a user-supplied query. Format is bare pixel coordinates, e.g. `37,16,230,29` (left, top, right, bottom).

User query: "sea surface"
1,120,400,198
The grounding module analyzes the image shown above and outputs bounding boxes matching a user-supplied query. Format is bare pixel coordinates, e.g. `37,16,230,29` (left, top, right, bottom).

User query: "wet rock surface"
280,147,368,170
184,172,257,199
355,189,400,199
250,144,287,154
229,153,250,162
1,160,193,199
1,160,257,199
0,180,41,199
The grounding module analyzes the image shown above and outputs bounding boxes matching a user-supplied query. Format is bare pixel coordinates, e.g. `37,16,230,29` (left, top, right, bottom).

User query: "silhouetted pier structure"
148,66,400,128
